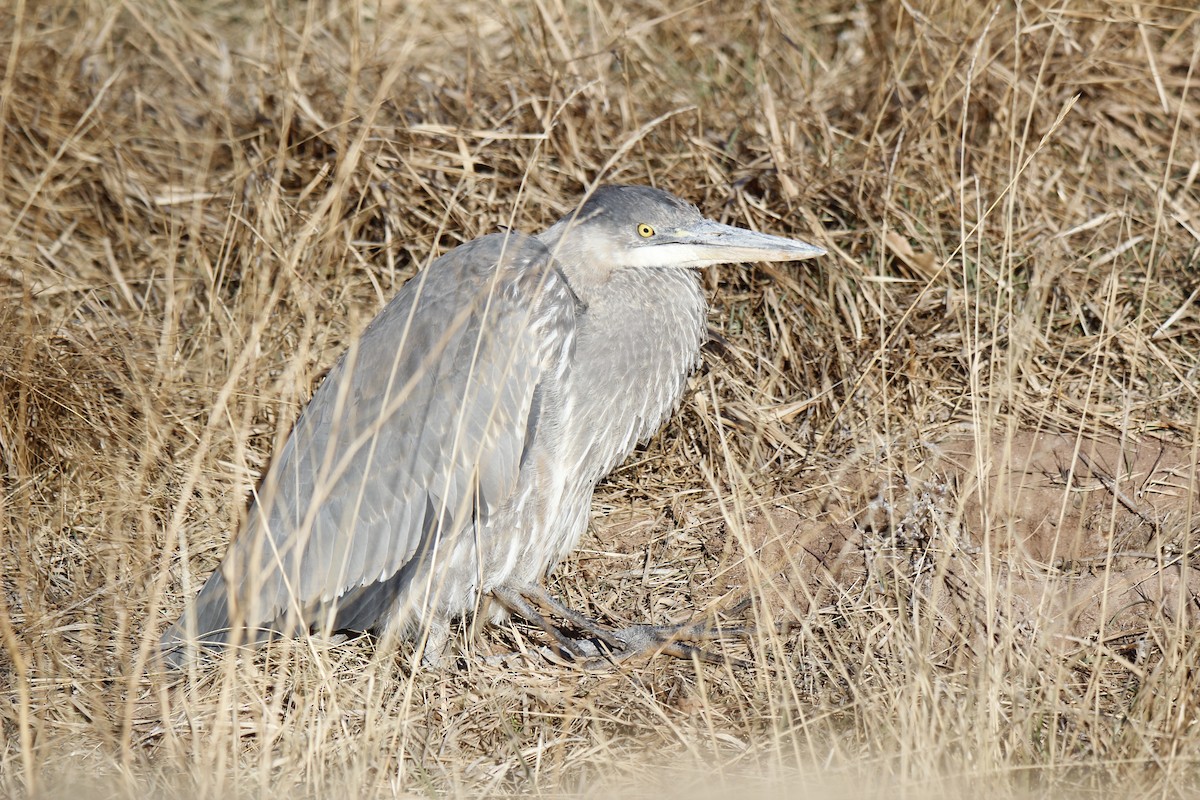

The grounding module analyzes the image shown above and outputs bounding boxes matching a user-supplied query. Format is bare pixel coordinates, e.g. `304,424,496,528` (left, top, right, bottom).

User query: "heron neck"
563,267,707,479
535,223,626,303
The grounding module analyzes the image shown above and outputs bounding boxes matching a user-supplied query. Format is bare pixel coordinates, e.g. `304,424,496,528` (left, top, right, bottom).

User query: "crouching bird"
160,185,824,668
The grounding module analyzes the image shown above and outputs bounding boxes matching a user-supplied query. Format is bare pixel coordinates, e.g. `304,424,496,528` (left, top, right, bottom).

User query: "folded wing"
162,231,577,660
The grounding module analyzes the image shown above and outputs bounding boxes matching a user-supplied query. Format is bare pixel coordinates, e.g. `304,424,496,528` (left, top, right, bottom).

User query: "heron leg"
415,617,452,668
509,586,751,668
491,586,600,661
514,586,626,650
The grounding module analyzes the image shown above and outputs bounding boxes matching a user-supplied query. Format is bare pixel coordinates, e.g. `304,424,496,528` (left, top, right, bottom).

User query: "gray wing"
163,231,577,654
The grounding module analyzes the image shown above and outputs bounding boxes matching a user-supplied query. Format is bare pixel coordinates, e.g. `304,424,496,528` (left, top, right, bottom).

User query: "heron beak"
645,218,826,268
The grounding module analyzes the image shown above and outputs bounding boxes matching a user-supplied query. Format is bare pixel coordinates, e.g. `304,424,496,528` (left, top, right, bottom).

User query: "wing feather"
164,231,576,650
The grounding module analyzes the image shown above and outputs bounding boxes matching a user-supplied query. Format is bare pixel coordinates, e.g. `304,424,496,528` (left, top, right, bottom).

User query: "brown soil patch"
722,430,1199,656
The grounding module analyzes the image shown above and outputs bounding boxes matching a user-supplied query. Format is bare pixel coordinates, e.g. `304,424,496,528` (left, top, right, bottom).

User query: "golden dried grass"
2,0,1199,797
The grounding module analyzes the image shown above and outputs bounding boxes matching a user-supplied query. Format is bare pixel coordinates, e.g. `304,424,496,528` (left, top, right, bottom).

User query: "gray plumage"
161,185,824,667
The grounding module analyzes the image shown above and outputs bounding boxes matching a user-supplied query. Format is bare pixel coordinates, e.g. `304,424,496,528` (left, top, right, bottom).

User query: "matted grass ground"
2,1,1199,797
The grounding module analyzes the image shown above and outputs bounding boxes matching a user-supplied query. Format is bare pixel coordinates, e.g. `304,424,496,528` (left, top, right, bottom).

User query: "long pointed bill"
631,218,826,268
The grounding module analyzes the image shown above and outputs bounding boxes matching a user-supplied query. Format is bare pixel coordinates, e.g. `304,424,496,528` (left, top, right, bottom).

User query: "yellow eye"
636,223,655,238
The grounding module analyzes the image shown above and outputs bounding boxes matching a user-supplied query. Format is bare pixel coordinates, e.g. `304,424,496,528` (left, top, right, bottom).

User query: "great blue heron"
160,184,824,668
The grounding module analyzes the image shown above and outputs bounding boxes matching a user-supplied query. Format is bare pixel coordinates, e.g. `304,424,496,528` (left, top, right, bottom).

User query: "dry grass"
2,0,1199,797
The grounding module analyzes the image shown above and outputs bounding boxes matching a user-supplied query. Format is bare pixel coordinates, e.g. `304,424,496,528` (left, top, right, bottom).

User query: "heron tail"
158,570,234,669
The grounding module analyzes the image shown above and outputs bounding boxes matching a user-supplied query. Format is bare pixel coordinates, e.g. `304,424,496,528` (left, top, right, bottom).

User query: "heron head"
537,185,825,278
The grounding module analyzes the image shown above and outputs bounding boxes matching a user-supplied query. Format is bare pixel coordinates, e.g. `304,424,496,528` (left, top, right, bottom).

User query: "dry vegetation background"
2,0,1199,797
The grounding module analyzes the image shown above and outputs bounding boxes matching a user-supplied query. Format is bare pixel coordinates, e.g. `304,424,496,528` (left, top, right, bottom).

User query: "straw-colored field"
3,1,1198,797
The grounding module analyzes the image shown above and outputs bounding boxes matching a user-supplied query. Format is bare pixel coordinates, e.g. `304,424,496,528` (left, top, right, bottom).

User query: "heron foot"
491,586,753,668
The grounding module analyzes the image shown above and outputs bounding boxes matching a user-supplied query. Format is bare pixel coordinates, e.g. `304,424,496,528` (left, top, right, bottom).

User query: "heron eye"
636,223,655,238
